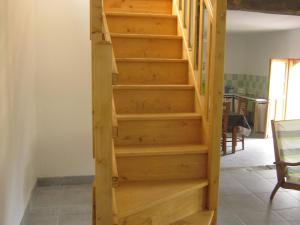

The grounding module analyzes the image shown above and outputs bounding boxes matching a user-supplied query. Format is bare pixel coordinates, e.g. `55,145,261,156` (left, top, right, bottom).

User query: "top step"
104,0,172,14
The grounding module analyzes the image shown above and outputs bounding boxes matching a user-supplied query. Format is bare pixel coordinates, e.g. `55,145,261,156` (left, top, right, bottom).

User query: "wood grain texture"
170,210,214,225
111,34,183,59
117,153,207,181
115,114,203,146
116,144,208,157
116,58,188,85
120,188,206,225
206,0,227,224
228,0,300,16
104,0,173,14
115,179,208,218
106,12,177,35
92,42,113,225
113,85,195,114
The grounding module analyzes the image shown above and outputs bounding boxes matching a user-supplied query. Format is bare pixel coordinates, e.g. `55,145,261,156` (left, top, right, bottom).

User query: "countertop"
224,93,269,103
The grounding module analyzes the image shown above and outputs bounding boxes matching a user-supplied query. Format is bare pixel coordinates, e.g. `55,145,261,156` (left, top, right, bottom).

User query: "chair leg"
222,135,227,155
232,127,237,154
270,182,281,200
242,137,244,149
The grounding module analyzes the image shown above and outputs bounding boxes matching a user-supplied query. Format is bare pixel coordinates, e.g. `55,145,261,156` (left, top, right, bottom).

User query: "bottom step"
170,211,214,225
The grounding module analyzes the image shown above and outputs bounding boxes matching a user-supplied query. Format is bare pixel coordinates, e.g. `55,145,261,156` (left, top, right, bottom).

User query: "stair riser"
104,0,172,14
113,88,195,114
117,154,207,181
119,188,207,225
116,61,188,85
107,15,177,35
112,36,182,59
115,119,202,145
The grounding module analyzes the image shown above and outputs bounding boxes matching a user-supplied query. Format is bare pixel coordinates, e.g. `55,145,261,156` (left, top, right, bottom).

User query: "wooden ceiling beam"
228,0,300,16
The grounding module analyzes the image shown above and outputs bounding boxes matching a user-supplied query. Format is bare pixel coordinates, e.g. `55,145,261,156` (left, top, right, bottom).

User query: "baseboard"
36,175,95,186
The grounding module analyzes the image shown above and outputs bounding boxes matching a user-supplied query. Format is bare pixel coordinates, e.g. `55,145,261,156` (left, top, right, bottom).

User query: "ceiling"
227,11,300,33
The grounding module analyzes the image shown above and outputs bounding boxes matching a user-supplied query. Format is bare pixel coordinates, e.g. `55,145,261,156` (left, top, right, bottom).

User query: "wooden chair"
270,120,300,200
221,102,231,155
236,98,248,150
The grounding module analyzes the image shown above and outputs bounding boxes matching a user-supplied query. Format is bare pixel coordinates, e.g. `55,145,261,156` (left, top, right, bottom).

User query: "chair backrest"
272,120,300,181
272,120,300,162
237,98,248,117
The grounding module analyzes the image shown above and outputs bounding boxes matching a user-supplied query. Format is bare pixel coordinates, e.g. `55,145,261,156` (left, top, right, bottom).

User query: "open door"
285,59,300,119
267,59,300,137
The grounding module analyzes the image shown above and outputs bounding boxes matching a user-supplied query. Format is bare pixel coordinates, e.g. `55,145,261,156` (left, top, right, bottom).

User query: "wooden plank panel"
119,188,207,225
116,59,188,85
117,153,207,181
207,0,227,224
113,85,195,114
111,34,183,59
104,0,173,14
106,13,177,35
116,179,208,217
91,0,103,34
92,42,113,225
115,116,203,146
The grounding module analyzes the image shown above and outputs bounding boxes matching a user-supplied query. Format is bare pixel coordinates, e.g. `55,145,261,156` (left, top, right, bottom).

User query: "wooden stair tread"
111,33,182,39
117,113,202,121
116,144,208,157
116,179,208,218
170,210,214,225
113,84,194,90
106,11,177,19
116,58,188,63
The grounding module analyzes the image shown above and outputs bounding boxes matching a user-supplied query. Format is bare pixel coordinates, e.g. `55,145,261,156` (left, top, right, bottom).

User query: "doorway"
266,58,300,136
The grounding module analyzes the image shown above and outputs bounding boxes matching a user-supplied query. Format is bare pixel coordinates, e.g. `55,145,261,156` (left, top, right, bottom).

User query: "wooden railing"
90,0,118,224
173,0,226,223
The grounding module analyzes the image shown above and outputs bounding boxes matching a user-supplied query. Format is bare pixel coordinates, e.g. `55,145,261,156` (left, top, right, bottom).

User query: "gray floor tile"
288,221,300,225
61,184,92,206
58,213,92,225
277,207,300,221
29,186,64,209
256,192,300,210
287,190,300,201
59,205,92,215
222,193,268,213
236,210,287,225
22,214,58,225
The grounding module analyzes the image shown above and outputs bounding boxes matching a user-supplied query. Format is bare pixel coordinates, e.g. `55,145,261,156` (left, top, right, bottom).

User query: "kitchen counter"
224,93,268,103
224,93,269,135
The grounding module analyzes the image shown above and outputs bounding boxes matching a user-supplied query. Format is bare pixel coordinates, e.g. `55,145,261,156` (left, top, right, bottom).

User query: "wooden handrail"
90,0,119,224
174,0,226,224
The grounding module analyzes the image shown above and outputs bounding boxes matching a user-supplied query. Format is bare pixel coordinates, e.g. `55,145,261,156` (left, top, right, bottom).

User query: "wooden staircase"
91,0,227,224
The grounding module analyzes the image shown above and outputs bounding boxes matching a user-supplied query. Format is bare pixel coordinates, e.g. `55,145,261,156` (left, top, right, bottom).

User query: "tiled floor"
218,167,300,225
22,137,300,225
221,137,274,168
21,184,92,225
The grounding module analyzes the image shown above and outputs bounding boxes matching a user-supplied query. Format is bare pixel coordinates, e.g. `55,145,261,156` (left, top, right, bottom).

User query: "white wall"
225,28,300,76
0,0,37,224
1,0,94,223
224,33,248,75
35,0,94,177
